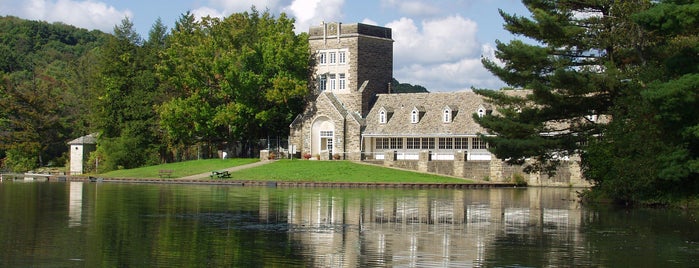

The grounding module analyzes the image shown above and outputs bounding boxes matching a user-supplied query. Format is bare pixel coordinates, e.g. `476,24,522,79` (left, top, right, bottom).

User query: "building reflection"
68,181,83,227
269,187,583,267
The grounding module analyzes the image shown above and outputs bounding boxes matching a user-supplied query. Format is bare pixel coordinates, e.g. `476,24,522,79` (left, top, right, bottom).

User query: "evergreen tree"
476,0,699,204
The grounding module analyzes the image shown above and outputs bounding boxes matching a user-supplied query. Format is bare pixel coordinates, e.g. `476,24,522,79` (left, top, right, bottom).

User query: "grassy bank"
99,158,258,178
231,159,473,183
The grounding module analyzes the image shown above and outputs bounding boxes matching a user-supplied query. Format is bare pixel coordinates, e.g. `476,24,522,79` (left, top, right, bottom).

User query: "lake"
1,181,697,267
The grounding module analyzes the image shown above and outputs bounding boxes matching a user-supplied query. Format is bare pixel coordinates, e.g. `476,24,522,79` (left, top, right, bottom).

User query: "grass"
230,159,473,184
98,158,259,178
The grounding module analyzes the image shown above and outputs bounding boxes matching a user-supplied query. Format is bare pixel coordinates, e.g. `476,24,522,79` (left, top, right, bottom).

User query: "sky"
0,0,531,91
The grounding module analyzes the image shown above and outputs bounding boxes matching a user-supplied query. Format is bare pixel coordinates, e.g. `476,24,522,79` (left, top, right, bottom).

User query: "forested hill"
0,16,108,73
0,16,110,171
1,11,313,173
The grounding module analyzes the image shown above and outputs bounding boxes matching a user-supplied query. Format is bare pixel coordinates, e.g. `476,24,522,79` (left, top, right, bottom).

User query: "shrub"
333,153,342,160
303,153,312,160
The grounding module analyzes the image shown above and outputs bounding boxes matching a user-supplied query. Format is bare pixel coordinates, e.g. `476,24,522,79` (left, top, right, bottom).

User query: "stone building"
289,22,393,160
289,22,589,187
68,133,97,175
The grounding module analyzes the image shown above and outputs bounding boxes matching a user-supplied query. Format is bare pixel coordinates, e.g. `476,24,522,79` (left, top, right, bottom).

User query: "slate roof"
68,133,98,145
363,91,522,137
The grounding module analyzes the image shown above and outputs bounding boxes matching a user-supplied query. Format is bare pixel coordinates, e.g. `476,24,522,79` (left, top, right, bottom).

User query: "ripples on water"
0,182,698,267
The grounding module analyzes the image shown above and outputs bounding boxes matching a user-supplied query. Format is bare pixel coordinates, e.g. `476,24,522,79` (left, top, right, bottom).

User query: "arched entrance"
311,116,335,158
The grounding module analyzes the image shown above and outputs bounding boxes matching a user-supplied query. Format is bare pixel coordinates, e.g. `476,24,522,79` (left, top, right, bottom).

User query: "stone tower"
308,22,393,116
290,22,393,160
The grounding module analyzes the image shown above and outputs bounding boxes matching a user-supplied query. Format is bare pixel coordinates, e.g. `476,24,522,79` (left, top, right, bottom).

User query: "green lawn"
230,159,473,184
99,158,259,178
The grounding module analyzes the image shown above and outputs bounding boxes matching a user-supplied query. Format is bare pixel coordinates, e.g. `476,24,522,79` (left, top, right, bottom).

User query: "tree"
471,0,699,204
583,0,699,203
157,9,309,157
94,17,164,170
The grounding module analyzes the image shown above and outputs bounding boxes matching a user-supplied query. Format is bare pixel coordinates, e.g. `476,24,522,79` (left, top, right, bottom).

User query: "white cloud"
191,6,225,20
387,16,479,66
380,0,440,16
286,0,344,33
386,16,505,91
7,0,132,33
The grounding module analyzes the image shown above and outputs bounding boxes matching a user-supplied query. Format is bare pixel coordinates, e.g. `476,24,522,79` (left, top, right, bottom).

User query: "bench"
158,170,174,178
210,170,231,179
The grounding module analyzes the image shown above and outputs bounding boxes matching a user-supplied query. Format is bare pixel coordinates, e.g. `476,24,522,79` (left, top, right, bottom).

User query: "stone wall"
372,150,591,187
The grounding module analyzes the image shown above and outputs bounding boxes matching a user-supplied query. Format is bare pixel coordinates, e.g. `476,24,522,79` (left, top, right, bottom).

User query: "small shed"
68,133,98,175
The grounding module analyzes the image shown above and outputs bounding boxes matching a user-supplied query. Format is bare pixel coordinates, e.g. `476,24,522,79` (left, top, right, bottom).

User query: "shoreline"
4,175,521,189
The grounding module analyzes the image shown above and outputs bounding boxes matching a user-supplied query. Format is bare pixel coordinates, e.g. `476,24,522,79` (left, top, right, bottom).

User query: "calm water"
1,181,698,267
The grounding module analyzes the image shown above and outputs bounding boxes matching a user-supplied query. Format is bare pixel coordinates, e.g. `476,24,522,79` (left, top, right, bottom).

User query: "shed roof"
68,133,98,145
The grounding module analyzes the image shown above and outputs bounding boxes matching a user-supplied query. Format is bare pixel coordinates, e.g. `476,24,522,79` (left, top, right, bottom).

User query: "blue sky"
0,0,530,91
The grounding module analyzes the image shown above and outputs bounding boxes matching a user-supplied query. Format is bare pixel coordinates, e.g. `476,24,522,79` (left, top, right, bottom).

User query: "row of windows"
375,137,487,150
380,107,465,124
319,73,346,91
318,50,348,65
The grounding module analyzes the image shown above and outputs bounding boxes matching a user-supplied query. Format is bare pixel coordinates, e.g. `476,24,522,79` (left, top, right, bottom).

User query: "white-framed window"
320,130,333,137
443,109,452,123
472,137,487,150
338,51,346,64
319,74,327,91
329,74,336,90
376,138,389,150
406,137,419,149
411,109,419,124
421,138,435,149
439,137,453,150
339,73,346,90
329,52,336,64
379,110,387,124
454,137,467,150
389,137,403,149
318,52,327,65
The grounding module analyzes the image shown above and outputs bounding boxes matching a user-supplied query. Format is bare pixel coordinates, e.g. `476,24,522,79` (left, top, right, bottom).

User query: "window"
338,51,346,64
439,137,453,150
379,110,387,124
477,109,485,118
318,52,327,65
406,137,419,149
389,138,403,149
411,109,419,124
320,131,333,137
421,138,435,150
443,109,451,123
329,74,336,90
338,73,346,90
329,52,336,64
454,138,467,150
472,137,487,150
376,138,389,150
318,74,327,91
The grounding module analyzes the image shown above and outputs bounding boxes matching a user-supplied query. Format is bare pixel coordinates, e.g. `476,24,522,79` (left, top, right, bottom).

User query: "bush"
303,153,312,159
333,153,342,160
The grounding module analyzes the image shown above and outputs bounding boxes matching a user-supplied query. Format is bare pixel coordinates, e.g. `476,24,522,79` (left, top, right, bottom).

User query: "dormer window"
477,104,491,118
378,107,393,124
443,105,457,123
410,106,425,124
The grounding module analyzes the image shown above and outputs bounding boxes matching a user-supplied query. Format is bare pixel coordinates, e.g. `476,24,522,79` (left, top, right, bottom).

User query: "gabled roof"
68,133,98,145
364,91,494,136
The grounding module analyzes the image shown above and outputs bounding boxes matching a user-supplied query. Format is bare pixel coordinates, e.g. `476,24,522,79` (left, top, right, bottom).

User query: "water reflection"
0,182,697,267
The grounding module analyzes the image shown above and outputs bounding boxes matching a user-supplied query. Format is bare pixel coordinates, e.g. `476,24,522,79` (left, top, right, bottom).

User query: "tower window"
329,74,336,90
319,74,327,91
318,52,327,65
339,73,346,90
338,51,346,64
329,52,336,64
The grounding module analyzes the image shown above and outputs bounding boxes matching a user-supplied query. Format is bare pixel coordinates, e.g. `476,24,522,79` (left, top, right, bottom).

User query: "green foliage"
157,9,310,153
478,0,699,205
391,78,429,93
